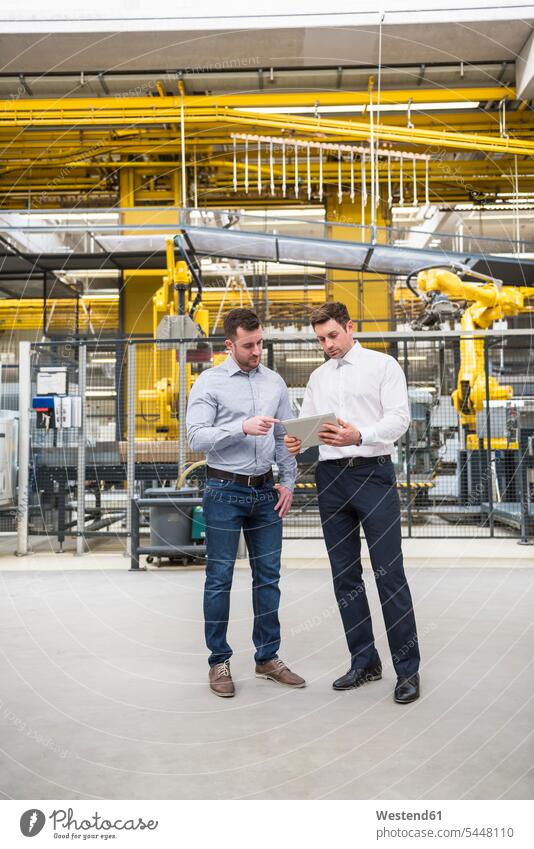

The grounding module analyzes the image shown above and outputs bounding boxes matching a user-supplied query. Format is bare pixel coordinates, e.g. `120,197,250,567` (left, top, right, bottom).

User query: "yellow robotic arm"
138,238,210,436
416,268,534,428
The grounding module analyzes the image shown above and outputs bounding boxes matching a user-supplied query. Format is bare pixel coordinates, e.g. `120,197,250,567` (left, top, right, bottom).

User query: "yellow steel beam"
0,87,514,115
1,112,532,157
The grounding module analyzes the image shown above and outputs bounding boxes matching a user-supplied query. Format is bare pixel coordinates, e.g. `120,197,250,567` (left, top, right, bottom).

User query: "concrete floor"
0,556,533,800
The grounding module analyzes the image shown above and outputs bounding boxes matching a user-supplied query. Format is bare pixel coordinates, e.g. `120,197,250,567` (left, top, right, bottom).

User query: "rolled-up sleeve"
358,357,410,446
273,383,297,490
186,376,246,453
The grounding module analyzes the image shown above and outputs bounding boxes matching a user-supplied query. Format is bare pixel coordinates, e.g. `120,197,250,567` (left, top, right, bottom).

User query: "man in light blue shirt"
186,308,305,697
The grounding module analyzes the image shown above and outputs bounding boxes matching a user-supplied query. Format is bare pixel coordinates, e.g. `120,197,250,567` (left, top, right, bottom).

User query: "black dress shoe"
332,657,382,690
394,673,420,704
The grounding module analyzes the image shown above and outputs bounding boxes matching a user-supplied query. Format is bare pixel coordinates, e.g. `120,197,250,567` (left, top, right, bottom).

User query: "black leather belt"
322,455,391,468
206,466,274,487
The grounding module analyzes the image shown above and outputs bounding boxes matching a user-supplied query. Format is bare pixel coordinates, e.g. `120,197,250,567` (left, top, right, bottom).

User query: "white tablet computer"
281,412,338,452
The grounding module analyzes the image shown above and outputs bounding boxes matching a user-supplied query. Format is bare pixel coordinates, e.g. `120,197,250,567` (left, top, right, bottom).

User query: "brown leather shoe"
209,660,235,698
255,658,306,688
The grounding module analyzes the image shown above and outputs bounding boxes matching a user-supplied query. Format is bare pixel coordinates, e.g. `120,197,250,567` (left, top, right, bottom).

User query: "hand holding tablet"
281,412,338,453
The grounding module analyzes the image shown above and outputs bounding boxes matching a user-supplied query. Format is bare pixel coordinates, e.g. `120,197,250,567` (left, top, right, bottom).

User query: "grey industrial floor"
1,561,533,800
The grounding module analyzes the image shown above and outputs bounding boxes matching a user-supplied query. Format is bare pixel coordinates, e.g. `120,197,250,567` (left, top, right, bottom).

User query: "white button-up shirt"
299,341,410,460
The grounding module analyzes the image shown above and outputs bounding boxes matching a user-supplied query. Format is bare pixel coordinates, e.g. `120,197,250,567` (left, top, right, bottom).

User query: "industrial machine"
410,265,534,535
0,411,18,509
137,235,211,438
411,266,534,448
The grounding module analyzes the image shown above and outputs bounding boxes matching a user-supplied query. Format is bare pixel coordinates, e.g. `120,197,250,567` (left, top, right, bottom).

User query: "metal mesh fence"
20,331,534,550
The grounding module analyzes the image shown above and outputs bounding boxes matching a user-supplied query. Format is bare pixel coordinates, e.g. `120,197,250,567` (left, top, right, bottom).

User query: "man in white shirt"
284,301,420,704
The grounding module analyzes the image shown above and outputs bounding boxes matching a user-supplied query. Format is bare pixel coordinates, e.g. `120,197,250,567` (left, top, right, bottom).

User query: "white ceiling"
0,19,532,74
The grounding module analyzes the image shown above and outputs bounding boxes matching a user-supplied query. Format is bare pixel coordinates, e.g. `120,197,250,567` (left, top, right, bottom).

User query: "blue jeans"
202,478,283,667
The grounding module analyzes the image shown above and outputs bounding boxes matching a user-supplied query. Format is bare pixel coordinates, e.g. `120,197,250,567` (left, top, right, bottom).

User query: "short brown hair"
310,301,351,329
224,308,261,339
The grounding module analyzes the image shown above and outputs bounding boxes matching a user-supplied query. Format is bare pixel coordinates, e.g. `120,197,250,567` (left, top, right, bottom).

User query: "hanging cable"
307,142,312,199
369,80,375,227
514,153,520,256
337,149,343,204
193,145,198,208
399,152,404,207
269,140,275,195
387,153,393,208
319,144,323,202
350,148,355,203
257,141,262,194
412,156,417,206
374,11,385,219
361,153,367,238
282,139,286,197
232,137,237,193
425,157,430,206
244,139,249,194
361,153,368,208
180,95,187,209
294,142,299,198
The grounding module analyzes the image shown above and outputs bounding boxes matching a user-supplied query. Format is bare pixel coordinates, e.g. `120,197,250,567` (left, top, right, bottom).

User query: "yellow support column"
325,196,393,333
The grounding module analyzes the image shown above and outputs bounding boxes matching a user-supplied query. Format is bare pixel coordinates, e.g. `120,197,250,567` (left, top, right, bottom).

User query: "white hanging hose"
350,148,355,203
319,145,323,202
294,143,299,198
270,140,275,195
307,143,312,200
514,153,520,256
257,141,262,194
387,153,393,208
244,139,249,194
374,12,385,220
180,96,187,207
361,153,367,237
233,137,237,193
399,152,404,207
337,150,342,204
193,146,198,208
425,157,430,206
282,139,286,197
369,85,375,227
412,156,417,206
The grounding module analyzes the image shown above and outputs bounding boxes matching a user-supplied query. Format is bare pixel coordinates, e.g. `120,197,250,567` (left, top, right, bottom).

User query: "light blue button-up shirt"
186,355,297,489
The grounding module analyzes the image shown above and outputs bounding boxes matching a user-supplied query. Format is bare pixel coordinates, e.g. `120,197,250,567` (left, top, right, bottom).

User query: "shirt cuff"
358,425,376,446
222,418,247,439
279,475,295,489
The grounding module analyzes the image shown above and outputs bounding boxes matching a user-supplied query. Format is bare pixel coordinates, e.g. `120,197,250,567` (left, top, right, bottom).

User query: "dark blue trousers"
315,458,420,677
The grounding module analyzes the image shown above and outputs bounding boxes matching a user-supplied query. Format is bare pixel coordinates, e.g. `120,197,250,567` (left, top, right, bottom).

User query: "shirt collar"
224,354,261,376
336,340,361,368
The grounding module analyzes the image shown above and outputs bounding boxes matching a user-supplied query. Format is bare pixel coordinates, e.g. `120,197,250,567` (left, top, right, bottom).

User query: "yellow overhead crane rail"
0,86,531,157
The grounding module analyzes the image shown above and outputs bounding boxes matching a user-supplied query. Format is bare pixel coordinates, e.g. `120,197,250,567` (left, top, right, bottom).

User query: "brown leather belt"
206,466,274,487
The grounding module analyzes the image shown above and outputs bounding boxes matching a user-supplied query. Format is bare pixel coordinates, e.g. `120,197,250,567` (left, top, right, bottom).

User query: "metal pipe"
126,343,136,544
178,341,187,477
16,341,31,556
76,342,87,556
483,338,494,537
180,95,187,206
